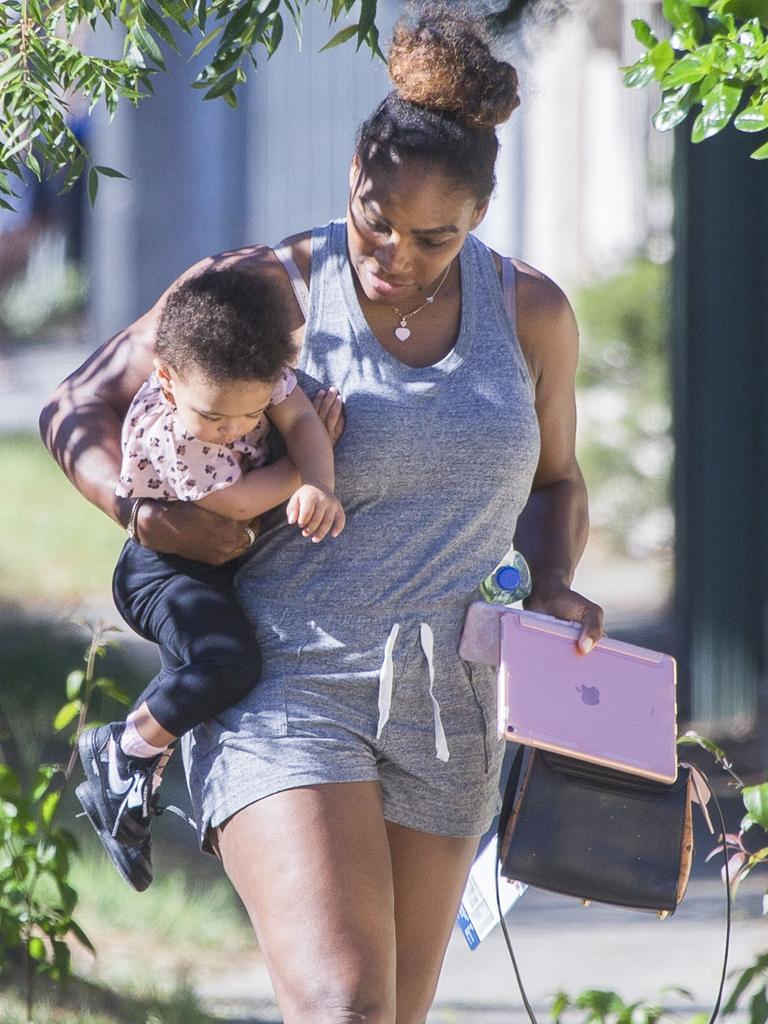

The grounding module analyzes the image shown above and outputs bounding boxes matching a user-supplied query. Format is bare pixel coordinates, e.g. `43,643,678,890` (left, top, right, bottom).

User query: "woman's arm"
512,264,604,653
38,249,303,563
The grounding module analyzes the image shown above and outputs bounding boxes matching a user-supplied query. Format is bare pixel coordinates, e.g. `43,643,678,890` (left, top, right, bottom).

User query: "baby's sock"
120,713,168,760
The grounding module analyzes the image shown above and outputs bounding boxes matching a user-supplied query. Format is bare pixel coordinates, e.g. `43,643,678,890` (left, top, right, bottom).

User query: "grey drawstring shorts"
181,596,504,852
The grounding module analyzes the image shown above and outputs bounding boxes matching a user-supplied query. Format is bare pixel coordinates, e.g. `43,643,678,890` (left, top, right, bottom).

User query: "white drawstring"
375,621,450,762
376,622,400,740
420,623,450,762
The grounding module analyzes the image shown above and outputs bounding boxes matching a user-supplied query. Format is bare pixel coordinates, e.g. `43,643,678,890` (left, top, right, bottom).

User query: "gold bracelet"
126,498,146,544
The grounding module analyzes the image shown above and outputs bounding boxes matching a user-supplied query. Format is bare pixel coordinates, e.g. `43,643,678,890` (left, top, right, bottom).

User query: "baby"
76,267,344,891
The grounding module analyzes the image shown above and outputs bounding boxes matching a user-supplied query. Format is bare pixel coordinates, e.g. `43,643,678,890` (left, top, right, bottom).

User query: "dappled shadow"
1,951,279,1023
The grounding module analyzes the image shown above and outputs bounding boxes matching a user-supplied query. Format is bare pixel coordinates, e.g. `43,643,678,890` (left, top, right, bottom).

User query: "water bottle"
479,550,532,605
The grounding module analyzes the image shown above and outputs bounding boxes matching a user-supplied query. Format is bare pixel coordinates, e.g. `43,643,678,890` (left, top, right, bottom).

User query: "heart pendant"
394,326,411,342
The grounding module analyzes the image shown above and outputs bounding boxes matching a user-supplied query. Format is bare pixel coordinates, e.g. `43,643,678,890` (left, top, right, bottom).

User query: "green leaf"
88,166,98,206
25,151,42,180
735,107,768,131
51,939,71,977
140,2,180,52
190,25,223,58
220,0,256,49
743,783,768,830
624,59,658,89
649,40,675,77
27,936,46,960
632,18,658,48
56,880,78,916
677,731,728,759
65,670,84,702
265,12,283,55
663,0,695,29
40,792,59,826
69,919,95,954
662,53,708,88
97,680,131,705
365,22,384,61
356,0,376,48
723,954,768,1013
750,987,768,1024
203,70,241,100
722,0,768,27
320,23,359,52
94,165,128,179
754,139,768,157
653,86,695,130
53,701,80,732
551,991,570,1021
132,22,166,70
695,71,720,102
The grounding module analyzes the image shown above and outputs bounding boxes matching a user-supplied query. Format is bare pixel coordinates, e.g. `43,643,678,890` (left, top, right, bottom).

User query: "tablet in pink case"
496,609,678,783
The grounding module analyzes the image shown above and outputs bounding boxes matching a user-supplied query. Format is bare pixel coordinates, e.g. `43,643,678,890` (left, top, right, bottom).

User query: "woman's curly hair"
356,2,520,199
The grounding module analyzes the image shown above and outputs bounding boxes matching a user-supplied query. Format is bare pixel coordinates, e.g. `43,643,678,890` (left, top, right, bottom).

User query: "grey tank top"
237,219,541,615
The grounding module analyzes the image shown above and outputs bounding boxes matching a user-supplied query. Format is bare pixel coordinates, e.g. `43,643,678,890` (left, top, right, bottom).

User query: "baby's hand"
313,387,345,447
286,484,346,542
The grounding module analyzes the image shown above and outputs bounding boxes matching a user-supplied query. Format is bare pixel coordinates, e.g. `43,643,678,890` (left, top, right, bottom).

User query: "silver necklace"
391,262,452,342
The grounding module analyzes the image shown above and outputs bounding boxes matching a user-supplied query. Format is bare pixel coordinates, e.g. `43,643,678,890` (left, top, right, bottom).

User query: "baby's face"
157,363,274,444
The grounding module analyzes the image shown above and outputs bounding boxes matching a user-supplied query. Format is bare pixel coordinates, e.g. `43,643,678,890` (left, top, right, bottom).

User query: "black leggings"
112,541,260,736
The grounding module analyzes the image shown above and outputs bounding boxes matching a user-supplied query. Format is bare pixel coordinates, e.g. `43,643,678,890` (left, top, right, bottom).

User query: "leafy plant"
624,0,768,158
0,620,129,1021
551,987,670,1024
0,0,383,209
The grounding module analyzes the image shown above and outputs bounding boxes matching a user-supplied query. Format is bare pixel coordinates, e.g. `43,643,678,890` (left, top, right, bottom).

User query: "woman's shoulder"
490,251,578,381
202,238,309,284
201,233,314,331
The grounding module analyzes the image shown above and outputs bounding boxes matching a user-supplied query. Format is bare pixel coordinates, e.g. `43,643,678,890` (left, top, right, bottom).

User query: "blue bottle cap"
495,565,521,591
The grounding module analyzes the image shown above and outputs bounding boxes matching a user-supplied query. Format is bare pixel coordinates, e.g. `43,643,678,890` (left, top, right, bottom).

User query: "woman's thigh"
386,821,479,1024
214,781,480,1024
215,780,398,1024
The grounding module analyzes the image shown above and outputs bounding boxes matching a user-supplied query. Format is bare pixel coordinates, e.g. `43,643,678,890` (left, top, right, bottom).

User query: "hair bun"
388,3,520,129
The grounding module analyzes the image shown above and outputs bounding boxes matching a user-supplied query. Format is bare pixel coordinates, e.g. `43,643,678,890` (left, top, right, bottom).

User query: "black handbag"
499,746,695,914
495,745,731,1024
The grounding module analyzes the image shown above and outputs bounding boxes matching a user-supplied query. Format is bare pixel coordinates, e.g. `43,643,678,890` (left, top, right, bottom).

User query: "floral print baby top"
116,368,296,501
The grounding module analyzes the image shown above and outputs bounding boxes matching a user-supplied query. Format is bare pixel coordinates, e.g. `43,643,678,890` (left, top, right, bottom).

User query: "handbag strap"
494,761,732,1024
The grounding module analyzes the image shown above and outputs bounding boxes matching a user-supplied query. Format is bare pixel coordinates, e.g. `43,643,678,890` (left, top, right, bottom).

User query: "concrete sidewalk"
191,875,765,1023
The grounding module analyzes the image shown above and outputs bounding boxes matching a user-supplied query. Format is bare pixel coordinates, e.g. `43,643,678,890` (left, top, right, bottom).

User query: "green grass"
0,968,224,1024
0,433,123,606
70,846,254,954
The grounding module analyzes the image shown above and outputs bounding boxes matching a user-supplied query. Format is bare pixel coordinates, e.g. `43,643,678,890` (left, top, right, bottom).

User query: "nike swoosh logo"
107,738,132,794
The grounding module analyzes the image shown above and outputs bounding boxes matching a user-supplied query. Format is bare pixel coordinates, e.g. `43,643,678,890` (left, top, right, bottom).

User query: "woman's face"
347,157,488,307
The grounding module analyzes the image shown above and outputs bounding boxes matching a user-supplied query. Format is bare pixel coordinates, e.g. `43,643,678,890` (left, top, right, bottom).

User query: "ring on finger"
244,526,256,546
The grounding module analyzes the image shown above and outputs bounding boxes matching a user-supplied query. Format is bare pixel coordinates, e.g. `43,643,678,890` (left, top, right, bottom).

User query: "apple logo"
577,684,600,706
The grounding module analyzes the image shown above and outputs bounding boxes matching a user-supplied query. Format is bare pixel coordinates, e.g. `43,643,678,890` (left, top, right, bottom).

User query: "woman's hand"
286,484,345,542
524,571,604,654
135,501,260,564
313,387,346,446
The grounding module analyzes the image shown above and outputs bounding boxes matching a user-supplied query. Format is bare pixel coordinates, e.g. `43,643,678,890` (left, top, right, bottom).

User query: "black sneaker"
76,723,165,892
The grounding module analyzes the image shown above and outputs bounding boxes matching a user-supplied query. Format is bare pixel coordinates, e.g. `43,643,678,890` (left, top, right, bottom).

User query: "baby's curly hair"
155,268,295,385
356,2,520,199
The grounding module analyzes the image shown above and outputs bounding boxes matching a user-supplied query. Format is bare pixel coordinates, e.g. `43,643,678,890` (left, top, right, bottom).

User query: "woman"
41,5,603,1021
